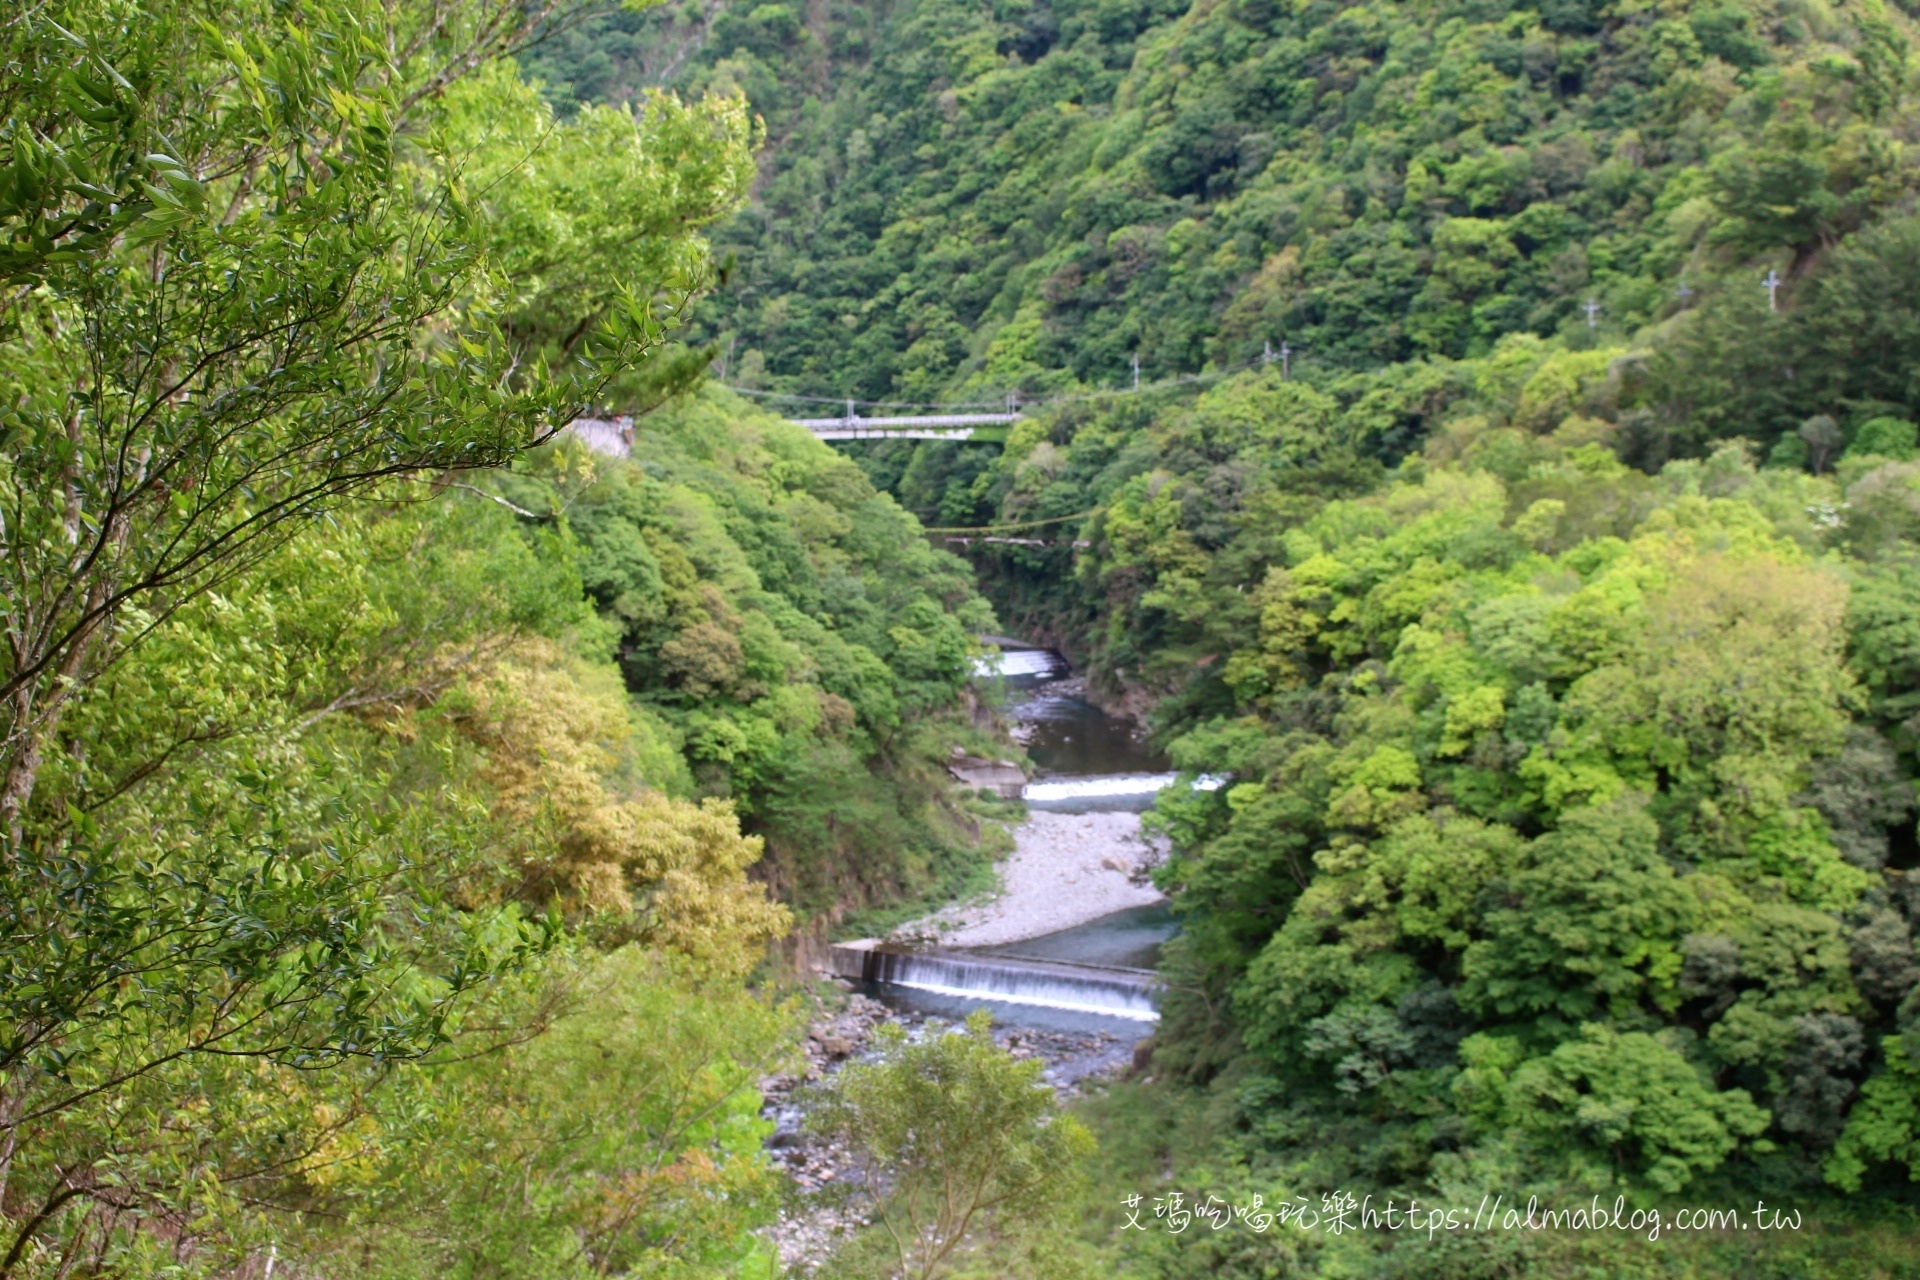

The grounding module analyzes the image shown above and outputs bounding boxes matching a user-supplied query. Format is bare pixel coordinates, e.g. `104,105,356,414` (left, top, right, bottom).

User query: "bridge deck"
792,412,1020,442
568,411,1018,455
789,413,1021,428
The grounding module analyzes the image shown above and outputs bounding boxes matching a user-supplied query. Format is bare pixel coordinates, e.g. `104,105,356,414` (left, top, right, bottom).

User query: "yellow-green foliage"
1150,443,1880,1190
293,947,796,1280
506,389,1000,916
460,640,791,974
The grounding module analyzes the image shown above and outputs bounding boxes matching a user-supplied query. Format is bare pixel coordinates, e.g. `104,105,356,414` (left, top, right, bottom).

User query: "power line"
1018,354,1268,407
921,508,1100,534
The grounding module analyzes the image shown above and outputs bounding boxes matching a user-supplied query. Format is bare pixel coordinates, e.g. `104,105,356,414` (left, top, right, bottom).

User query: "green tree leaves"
810,1010,1095,1280
0,0,754,853
1829,1036,1920,1192
1123,427,1909,1195
434,61,756,370
1462,804,1696,1020
304,948,796,1279
0,2,774,1272
1505,1024,1771,1193
526,394,997,917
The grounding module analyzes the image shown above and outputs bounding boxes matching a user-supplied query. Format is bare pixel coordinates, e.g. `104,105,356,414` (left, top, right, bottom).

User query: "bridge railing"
569,410,1021,454
791,412,1021,441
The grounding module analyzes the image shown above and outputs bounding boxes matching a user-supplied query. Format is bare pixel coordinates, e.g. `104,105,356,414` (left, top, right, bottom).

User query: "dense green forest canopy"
513,396,999,920
0,1,1002,1275
529,0,1920,1266
18,0,1920,1268
533,0,1920,429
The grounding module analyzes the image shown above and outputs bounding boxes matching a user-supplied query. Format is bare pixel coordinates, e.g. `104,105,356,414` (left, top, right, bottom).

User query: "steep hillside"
498,390,1006,924
523,0,1920,1267
536,0,1919,402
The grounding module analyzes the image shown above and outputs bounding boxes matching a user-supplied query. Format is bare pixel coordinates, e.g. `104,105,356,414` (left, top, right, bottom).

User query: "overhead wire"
920,509,1100,534
695,356,1292,545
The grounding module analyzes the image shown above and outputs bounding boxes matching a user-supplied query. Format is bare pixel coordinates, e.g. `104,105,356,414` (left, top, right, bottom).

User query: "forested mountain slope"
535,0,1918,406
529,0,1920,1263
0,3,1007,1273
504,394,1001,923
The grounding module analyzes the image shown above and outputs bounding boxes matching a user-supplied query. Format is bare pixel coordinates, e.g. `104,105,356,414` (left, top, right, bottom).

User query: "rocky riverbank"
759,986,1137,1273
761,660,1166,1273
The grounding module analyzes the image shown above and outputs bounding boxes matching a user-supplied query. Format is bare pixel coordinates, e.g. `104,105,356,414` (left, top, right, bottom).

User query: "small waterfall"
832,648,1208,1033
1023,772,1227,813
974,648,1070,679
832,943,1158,1021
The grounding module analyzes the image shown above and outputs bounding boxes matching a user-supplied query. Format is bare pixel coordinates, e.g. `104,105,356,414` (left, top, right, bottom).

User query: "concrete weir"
829,939,1159,1021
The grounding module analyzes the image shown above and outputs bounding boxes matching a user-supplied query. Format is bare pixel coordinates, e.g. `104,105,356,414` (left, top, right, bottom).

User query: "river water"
761,652,1186,1264
854,652,1181,1064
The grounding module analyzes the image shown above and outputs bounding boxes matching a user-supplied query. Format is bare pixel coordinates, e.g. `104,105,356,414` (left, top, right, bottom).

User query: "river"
764,648,1189,1266
836,649,1187,1082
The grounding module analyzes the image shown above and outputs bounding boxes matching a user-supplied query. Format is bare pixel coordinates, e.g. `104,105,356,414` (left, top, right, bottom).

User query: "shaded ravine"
761,647,1190,1271
840,649,1192,1074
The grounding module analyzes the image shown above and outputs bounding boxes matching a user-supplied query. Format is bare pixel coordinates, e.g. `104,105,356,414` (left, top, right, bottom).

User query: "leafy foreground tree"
0,0,749,841
0,479,804,1276
0,0,777,1274
810,1011,1094,1280
292,945,797,1278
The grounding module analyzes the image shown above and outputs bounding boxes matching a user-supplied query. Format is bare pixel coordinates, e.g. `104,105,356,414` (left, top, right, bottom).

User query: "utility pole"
1131,353,1140,391
1262,340,1293,379
1675,283,1694,303
1763,269,1782,312
1582,299,1600,328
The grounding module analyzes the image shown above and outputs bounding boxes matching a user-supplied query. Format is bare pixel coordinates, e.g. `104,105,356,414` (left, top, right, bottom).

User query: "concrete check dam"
829,644,1228,1034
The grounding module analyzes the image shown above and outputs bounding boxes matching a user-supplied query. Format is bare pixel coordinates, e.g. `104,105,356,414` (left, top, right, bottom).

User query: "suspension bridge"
788,405,1021,443
569,405,1020,454
572,342,1307,456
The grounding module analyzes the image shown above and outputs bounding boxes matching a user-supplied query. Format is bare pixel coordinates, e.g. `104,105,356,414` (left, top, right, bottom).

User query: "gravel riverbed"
762,670,1164,1272
904,809,1167,946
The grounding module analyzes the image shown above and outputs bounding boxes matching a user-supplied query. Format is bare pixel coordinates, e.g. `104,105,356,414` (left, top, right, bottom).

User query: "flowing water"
1017,687,1166,778
856,648,1182,1047
766,648,1179,1264
843,947,1157,1020
970,902,1177,971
